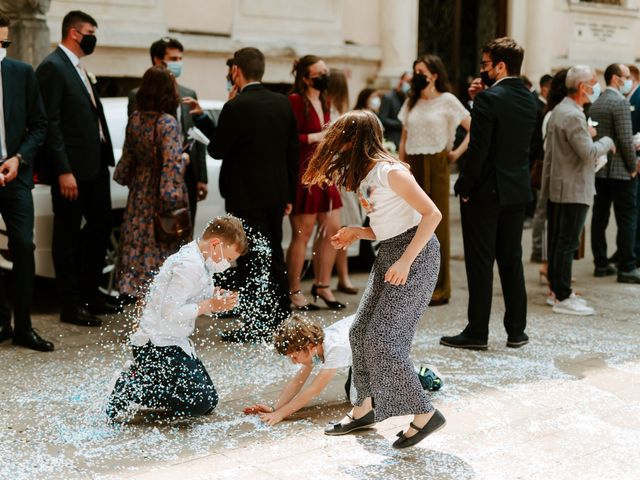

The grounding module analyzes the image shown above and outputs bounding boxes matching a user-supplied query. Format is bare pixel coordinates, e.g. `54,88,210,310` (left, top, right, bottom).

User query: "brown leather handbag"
150,116,192,244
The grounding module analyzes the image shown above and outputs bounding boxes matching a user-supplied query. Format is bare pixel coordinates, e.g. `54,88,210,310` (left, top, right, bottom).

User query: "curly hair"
273,315,324,355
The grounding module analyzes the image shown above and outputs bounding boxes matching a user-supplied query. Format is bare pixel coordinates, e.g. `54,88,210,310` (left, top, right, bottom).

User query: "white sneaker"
546,292,586,307
552,296,595,316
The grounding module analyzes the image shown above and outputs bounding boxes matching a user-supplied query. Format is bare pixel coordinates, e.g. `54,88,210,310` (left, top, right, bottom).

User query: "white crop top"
358,161,421,241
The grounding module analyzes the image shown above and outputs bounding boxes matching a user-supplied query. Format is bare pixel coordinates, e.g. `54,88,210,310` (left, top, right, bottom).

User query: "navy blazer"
36,47,114,182
455,77,538,206
1,57,48,188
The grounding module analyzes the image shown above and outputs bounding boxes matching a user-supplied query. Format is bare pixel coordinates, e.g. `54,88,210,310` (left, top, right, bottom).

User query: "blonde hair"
201,216,249,255
273,315,324,355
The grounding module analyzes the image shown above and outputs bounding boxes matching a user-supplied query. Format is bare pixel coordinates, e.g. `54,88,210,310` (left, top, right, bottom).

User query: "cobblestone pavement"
1,199,639,480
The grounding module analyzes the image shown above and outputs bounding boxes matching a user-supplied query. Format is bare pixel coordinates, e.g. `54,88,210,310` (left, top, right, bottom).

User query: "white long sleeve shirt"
130,241,214,357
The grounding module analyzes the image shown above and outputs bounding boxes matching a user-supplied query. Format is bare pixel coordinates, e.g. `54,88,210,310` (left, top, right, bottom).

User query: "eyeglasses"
0,40,11,48
480,60,493,68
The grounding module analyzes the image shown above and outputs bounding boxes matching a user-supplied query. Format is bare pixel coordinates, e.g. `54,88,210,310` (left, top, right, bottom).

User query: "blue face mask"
621,78,633,95
166,61,183,78
587,82,601,103
312,353,322,366
401,82,410,94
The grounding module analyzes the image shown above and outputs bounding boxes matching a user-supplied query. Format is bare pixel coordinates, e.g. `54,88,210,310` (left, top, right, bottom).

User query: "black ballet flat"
392,409,446,449
324,409,375,436
311,284,346,309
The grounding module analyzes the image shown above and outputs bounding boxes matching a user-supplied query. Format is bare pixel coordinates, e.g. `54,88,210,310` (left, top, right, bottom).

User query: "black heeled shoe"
289,290,321,311
311,284,346,309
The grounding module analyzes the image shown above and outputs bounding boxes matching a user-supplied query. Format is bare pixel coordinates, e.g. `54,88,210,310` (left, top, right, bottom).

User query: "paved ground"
1,198,639,480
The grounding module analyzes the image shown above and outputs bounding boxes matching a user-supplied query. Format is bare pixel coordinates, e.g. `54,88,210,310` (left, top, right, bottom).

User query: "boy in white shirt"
106,216,248,421
244,314,442,426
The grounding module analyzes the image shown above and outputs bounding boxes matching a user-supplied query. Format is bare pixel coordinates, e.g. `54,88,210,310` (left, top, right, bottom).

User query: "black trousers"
591,178,638,272
227,205,291,333
185,162,198,223
548,202,589,302
0,180,35,333
51,162,112,309
460,197,527,341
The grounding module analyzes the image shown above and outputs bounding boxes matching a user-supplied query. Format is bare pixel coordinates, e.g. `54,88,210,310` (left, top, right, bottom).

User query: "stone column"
0,0,51,67
522,0,553,88
375,0,418,89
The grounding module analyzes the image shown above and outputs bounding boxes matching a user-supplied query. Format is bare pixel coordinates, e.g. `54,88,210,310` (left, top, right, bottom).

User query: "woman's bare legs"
286,213,317,307
312,209,342,301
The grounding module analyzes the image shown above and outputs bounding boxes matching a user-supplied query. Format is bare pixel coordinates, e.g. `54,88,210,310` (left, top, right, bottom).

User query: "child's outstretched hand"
331,227,359,250
198,292,238,315
243,403,273,415
259,410,284,426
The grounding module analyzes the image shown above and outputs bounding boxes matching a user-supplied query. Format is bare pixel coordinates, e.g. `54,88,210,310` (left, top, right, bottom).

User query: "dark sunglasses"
0,40,11,48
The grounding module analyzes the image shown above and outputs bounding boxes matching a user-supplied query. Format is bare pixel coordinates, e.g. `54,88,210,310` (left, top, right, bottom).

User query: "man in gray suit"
542,65,615,316
127,37,208,222
589,63,640,283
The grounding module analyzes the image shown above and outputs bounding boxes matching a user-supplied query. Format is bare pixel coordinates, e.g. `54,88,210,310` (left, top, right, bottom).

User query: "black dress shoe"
506,333,529,348
84,298,124,315
13,329,54,352
440,333,488,350
594,264,617,277
392,409,446,449
61,307,102,327
324,409,375,436
0,324,12,343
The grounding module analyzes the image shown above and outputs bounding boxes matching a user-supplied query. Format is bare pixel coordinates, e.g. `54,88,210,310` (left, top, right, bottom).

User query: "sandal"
324,409,375,436
289,290,320,311
392,409,446,449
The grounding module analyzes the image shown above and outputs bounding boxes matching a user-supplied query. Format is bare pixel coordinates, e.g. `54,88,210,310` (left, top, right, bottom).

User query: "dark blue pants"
110,342,218,417
548,202,589,301
592,178,638,272
0,180,35,333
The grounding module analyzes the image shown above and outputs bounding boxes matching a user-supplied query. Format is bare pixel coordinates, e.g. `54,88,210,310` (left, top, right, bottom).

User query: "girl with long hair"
303,110,445,449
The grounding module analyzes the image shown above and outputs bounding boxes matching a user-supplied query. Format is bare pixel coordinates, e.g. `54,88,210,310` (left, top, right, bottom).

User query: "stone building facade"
2,0,640,100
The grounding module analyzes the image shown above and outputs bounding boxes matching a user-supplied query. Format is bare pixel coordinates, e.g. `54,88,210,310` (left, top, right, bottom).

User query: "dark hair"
303,110,406,192
546,69,569,113
61,10,97,40
135,65,180,115
231,47,265,81
408,54,452,110
0,12,10,28
291,54,328,116
540,74,553,89
354,88,376,110
149,37,183,64
521,75,533,89
604,63,623,85
327,68,349,115
482,37,524,76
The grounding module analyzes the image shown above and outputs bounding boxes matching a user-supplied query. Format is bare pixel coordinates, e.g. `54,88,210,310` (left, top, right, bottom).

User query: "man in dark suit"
36,10,117,327
378,72,411,149
0,13,52,351
187,47,299,343
440,37,537,350
127,37,207,222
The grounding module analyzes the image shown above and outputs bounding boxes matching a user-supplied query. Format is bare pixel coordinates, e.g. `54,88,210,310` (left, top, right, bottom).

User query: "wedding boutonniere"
631,105,635,112
87,71,97,85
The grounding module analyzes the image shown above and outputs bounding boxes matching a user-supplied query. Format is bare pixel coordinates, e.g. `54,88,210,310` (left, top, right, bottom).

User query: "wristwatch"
15,153,26,166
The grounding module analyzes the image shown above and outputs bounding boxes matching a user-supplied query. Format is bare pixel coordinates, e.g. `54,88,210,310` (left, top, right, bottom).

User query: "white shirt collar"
606,86,624,98
492,75,518,87
538,95,548,105
241,81,261,92
58,43,80,67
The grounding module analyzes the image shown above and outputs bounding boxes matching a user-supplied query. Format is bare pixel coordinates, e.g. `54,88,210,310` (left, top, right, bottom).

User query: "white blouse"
398,92,469,155
358,160,421,241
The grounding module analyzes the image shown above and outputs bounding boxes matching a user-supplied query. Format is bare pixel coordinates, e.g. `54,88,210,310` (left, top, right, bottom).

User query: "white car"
0,97,355,289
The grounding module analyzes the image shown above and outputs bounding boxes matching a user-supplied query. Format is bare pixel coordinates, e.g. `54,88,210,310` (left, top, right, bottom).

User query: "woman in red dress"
287,55,345,310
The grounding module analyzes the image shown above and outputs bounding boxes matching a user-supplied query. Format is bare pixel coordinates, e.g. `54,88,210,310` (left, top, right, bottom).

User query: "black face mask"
480,69,496,88
411,73,429,92
78,33,97,55
311,75,329,92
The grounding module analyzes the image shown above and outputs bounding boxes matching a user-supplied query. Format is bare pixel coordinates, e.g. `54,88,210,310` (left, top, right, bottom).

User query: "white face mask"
368,96,381,111
0,48,6,62
205,243,231,274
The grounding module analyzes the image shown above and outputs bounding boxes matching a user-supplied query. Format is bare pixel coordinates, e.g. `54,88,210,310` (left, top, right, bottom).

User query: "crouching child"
106,216,248,421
